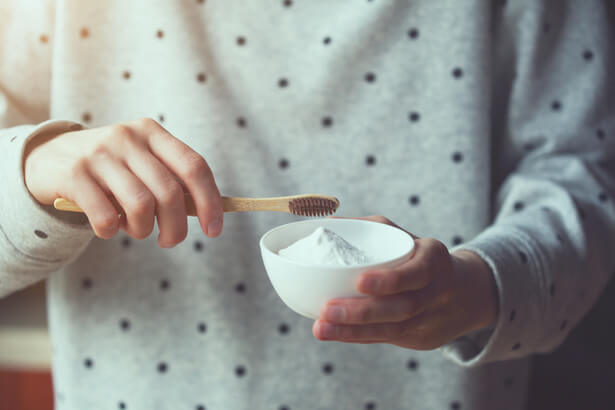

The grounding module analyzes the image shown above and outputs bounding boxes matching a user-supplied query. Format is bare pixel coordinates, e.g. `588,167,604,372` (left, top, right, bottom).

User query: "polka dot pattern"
13,2,611,409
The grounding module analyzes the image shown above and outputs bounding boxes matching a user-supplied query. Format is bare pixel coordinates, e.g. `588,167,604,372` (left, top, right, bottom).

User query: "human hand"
23,118,224,247
313,216,499,350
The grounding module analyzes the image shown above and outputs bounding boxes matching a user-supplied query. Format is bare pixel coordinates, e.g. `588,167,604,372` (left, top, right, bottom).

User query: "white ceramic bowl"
259,218,415,319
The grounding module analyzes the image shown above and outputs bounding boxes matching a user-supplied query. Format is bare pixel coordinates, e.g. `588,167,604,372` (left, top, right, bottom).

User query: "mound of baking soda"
278,226,371,266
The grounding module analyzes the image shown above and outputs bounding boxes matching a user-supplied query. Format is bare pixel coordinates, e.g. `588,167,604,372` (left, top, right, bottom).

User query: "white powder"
278,227,371,266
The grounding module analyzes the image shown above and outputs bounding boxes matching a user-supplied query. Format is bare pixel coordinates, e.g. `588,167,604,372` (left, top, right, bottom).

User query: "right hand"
23,118,224,247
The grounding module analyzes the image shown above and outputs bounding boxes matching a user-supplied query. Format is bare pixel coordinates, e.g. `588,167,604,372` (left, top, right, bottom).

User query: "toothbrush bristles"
288,197,339,217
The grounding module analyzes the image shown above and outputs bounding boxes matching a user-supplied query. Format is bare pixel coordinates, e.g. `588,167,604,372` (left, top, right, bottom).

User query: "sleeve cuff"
441,224,546,366
1,120,95,267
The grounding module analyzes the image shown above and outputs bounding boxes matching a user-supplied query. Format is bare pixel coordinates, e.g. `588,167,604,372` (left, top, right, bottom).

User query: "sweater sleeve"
0,1,95,298
441,0,615,366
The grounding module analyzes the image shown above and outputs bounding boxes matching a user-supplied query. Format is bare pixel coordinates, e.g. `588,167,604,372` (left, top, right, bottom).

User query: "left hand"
312,216,499,350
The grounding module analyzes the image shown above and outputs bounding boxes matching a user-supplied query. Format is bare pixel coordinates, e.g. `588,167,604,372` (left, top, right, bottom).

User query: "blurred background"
1,275,615,410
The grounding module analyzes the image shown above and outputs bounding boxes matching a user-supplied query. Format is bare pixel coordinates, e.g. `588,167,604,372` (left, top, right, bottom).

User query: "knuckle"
110,124,134,140
355,304,372,323
157,182,184,206
94,212,119,236
181,152,210,180
136,117,158,130
126,191,155,217
69,159,88,179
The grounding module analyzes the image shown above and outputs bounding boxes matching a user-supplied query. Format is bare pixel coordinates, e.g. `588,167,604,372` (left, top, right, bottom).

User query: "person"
1,1,613,409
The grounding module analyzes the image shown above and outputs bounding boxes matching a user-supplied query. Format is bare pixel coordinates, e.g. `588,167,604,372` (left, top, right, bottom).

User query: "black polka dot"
121,237,131,248
279,158,290,169
583,49,594,61
406,359,418,370
550,283,556,296
365,401,377,410
323,37,332,45
278,323,290,335
196,0,205,4
596,128,606,140
82,112,92,123
408,112,420,122
452,236,463,246
120,318,130,331
407,28,419,39
160,279,170,291
158,114,165,123
322,363,334,374
451,401,461,410
452,67,463,79
10,135,17,142
551,100,562,111
364,72,376,83
40,34,49,44
509,310,516,322
235,365,246,377
197,72,207,83
452,151,463,163
236,36,246,46
519,251,528,264
156,30,164,39
279,406,290,410
513,201,524,211
560,320,568,331
196,405,206,410
235,282,246,293
34,230,48,239
84,358,93,368
236,117,247,128
408,195,420,206
599,192,608,202
198,322,207,333
122,71,131,80
157,362,168,373
365,155,376,166
80,27,90,39
512,342,521,351
278,78,289,88
321,117,333,127
118,401,126,409
82,278,93,289
283,0,292,6
504,377,514,388
194,240,204,251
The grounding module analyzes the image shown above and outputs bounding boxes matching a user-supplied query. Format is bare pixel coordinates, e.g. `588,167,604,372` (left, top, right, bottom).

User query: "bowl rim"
259,218,415,269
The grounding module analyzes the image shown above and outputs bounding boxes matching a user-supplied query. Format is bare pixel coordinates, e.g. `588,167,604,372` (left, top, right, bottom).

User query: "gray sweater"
1,1,614,409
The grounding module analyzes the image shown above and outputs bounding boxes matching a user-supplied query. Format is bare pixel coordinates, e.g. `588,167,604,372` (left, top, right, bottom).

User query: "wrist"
452,249,499,332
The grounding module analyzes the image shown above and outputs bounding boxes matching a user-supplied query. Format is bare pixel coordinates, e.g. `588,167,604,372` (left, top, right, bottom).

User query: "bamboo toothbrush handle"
53,194,339,216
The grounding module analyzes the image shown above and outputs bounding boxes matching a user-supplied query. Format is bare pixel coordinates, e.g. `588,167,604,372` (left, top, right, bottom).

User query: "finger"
357,238,442,296
115,132,188,246
312,319,403,343
87,149,156,240
330,215,419,239
141,119,224,237
320,291,431,325
66,162,120,239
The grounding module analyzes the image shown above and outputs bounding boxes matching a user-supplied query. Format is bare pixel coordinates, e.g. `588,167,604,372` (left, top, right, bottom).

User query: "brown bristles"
288,197,339,217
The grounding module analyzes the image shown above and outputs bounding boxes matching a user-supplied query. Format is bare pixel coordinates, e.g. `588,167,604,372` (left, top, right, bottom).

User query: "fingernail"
320,322,338,339
364,276,381,292
207,217,223,237
325,306,346,322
